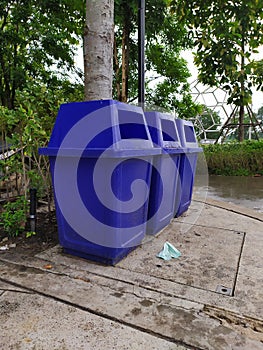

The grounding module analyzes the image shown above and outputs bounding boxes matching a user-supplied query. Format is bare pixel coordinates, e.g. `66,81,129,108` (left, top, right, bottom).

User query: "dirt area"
0,210,59,256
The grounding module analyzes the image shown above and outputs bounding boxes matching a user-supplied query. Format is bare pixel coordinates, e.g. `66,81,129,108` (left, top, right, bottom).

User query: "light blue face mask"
157,242,181,261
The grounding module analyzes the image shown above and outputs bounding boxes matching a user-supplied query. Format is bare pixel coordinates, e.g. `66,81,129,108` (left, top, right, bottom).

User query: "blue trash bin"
145,111,182,235
174,119,203,217
39,100,160,265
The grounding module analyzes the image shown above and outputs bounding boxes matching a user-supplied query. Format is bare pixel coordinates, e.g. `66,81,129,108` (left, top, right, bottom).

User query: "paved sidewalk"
0,197,262,350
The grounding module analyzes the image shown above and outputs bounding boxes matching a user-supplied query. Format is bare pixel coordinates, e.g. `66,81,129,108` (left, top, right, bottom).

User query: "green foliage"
114,0,198,116
200,106,221,129
203,140,263,176
172,0,263,108
147,81,202,118
0,0,85,108
0,196,28,237
1,80,83,206
256,106,263,122
26,231,36,238
196,106,221,140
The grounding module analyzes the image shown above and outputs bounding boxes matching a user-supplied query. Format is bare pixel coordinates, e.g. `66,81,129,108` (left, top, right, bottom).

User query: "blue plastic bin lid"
39,100,161,158
175,119,202,153
144,111,182,150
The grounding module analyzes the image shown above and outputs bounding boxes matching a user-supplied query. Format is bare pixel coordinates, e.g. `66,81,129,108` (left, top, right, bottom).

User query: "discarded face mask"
157,242,181,261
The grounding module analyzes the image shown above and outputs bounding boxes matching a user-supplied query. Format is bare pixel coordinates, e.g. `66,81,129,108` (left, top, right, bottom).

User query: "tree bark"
121,20,129,102
84,0,114,100
113,36,121,101
238,31,245,142
238,105,245,142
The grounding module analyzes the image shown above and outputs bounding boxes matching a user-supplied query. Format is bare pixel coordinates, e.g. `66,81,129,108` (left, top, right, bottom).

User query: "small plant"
0,196,28,237
26,231,36,238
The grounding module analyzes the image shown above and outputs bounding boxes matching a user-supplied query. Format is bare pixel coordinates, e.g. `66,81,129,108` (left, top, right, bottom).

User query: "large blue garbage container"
145,111,182,235
39,100,160,265
174,119,202,217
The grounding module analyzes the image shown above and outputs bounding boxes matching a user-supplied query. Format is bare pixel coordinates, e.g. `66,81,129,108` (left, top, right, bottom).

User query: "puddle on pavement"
195,175,263,212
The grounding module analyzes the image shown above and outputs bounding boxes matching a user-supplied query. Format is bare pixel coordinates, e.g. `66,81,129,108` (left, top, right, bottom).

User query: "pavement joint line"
172,219,245,233
114,263,236,297
0,273,201,350
0,254,230,306
9,238,248,301
193,199,263,222
1,262,262,346
0,287,34,294
1,258,211,314
0,252,235,303
231,231,247,297
0,251,245,324
0,256,209,306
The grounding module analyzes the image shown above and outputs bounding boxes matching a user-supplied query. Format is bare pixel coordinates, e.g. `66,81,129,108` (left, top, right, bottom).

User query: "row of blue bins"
39,100,202,265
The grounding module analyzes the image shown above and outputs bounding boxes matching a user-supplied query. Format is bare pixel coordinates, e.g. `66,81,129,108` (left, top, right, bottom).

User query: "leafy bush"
0,196,28,237
202,140,263,176
1,80,83,207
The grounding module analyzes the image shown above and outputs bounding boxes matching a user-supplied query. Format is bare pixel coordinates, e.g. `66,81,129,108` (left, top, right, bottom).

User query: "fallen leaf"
43,264,53,269
24,338,32,343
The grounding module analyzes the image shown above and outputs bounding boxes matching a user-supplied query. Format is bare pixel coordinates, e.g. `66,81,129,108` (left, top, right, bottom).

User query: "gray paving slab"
33,199,262,321
0,280,32,294
185,200,263,233
0,256,262,349
179,200,263,302
0,199,262,349
0,290,185,350
35,238,263,321
231,224,263,307
201,197,263,222
117,223,243,293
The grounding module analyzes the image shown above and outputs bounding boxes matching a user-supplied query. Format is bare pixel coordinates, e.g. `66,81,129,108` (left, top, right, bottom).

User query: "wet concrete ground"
206,175,263,213
0,197,262,350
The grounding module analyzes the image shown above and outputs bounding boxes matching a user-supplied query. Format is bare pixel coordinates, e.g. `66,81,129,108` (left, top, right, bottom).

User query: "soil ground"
0,209,59,256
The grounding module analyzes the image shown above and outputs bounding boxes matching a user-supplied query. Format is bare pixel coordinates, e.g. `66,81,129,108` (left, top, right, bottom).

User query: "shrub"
202,140,263,176
0,196,28,237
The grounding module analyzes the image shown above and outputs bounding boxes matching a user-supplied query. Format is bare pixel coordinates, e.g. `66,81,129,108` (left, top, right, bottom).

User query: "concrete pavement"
0,196,262,349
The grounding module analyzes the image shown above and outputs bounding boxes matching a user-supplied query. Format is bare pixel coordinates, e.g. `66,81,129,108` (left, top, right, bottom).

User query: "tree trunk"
113,36,121,101
238,32,245,142
121,19,130,102
84,0,114,100
238,105,245,142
